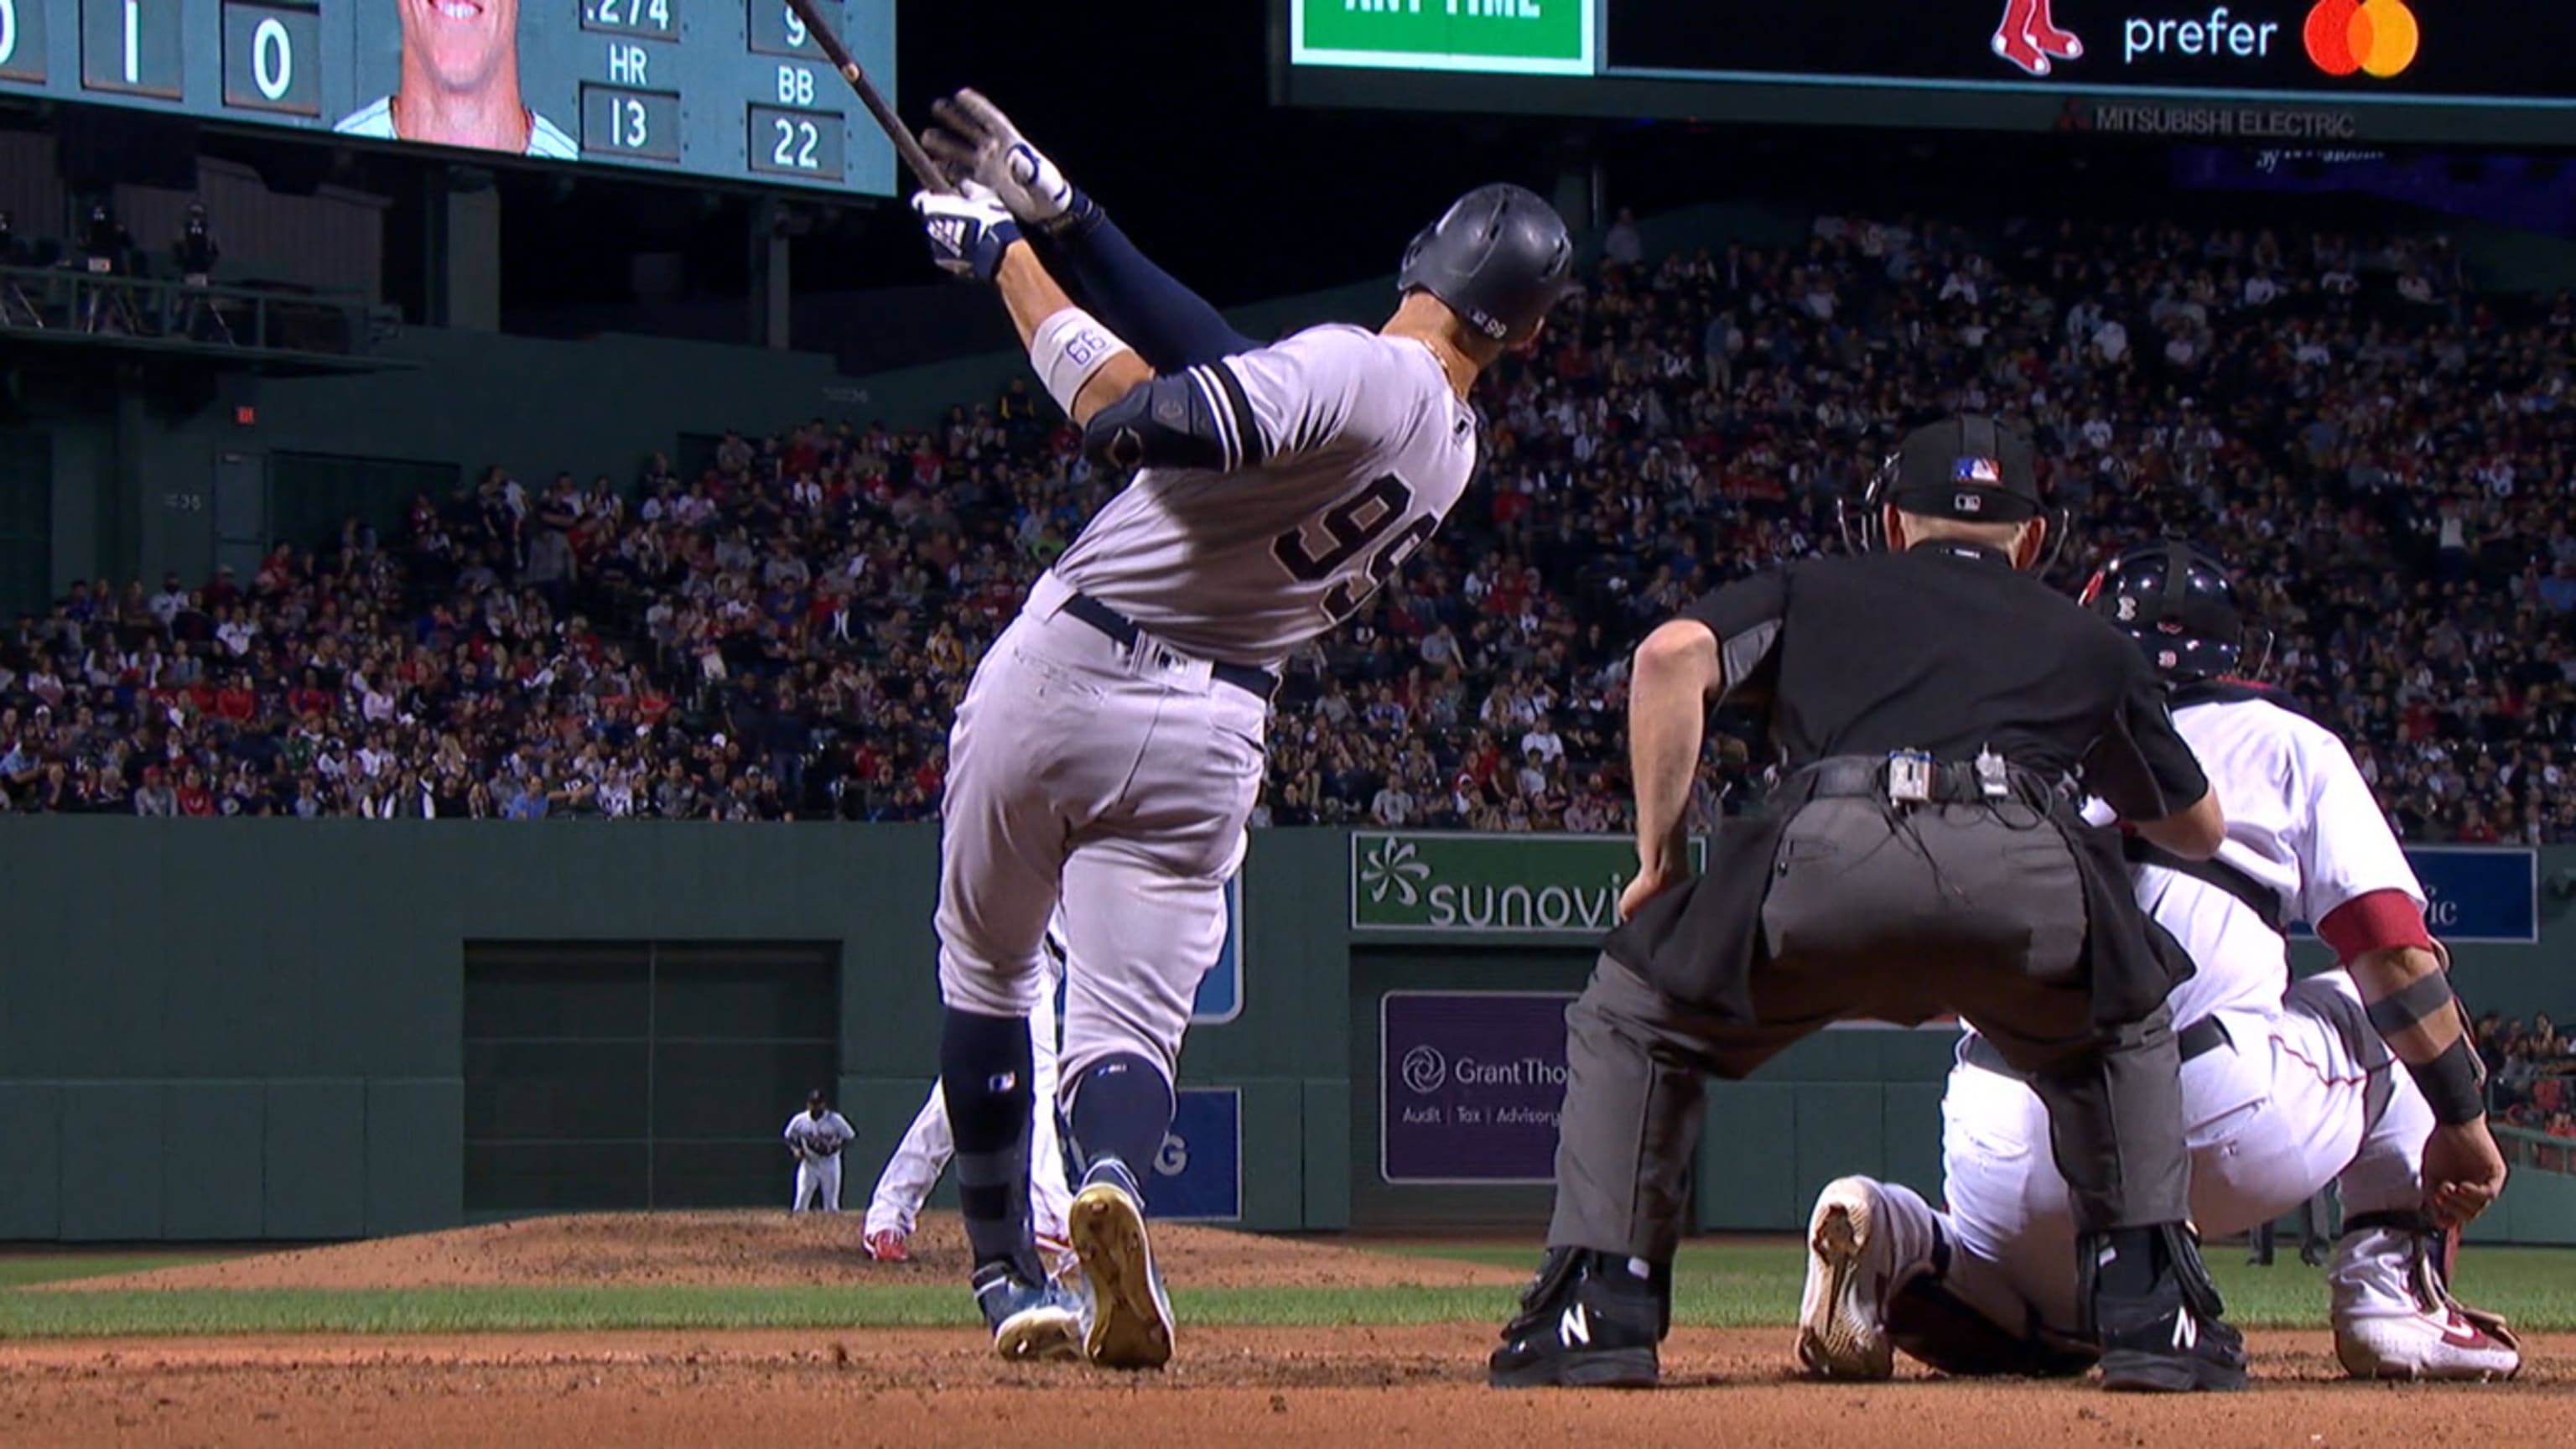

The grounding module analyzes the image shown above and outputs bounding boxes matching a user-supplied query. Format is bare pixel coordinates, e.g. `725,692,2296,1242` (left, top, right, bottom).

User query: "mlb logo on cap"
1954,455,2002,485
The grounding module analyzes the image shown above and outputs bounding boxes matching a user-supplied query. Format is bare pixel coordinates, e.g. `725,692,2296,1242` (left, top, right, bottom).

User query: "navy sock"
1067,1052,1175,1188
939,1006,1039,1279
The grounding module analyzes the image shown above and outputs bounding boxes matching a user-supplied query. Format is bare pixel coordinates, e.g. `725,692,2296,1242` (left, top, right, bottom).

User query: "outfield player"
906,90,1572,1367
1795,540,2519,1384
865,915,1076,1269
784,1089,856,1213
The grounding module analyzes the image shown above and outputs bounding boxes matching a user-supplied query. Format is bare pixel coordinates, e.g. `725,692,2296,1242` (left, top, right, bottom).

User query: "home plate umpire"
1488,415,2248,1394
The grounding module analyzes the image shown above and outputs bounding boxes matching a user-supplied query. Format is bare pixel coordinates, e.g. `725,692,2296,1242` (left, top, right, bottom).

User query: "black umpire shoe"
2088,1226,2248,1393
1488,1247,1667,1389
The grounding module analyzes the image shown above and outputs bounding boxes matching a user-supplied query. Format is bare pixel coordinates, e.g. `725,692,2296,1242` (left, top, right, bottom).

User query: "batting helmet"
1397,184,1573,345
2078,538,2268,683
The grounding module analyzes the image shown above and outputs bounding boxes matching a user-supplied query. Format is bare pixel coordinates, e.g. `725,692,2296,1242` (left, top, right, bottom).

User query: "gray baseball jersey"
1052,324,1478,669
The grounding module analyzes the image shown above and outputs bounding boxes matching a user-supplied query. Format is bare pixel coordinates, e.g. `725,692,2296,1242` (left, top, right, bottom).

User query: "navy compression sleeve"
1031,210,1256,371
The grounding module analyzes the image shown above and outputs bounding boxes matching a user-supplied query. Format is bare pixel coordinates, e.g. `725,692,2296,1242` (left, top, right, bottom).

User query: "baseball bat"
777,0,948,194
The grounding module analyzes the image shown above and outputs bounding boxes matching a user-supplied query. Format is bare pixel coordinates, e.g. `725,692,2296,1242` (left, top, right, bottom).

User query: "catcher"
1795,540,2517,1386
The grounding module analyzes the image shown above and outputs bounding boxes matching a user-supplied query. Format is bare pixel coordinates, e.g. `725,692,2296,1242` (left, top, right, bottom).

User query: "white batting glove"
912,180,1020,283
922,90,1085,231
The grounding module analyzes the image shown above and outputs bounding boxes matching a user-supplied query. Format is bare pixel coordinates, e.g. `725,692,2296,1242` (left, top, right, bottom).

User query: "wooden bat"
776,0,949,194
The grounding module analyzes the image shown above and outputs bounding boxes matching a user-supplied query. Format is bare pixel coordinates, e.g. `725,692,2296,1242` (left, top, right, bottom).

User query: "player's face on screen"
399,0,520,96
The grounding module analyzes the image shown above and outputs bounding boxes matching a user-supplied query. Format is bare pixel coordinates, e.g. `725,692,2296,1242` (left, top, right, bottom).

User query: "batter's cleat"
865,1228,910,1264
972,1260,1082,1363
1068,1160,1174,1369
1488,1247,1667,1389
1797,1176,1898,1380
2330,1222,2521,1381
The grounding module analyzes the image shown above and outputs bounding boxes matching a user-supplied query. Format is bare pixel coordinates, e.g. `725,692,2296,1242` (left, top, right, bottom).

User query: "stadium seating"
3,211,2572,840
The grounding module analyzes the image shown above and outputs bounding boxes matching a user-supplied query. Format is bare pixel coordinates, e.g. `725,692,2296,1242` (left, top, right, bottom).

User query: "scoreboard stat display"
0,0,896,195
1285,0,2576,144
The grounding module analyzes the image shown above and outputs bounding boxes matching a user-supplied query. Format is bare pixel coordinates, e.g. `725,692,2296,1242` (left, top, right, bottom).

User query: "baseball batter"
1796,541,2518,1384
865,914,1076,1266
783,1089,856,1213
906,90,1572,1367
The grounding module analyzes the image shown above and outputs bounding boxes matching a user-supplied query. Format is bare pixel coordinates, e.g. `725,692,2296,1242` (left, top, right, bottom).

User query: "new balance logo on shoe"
1560,1303,1591,1347
2173,1311,2198,1352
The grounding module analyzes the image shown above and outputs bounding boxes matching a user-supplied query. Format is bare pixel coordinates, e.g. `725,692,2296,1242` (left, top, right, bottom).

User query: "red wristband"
2316,888,2433,964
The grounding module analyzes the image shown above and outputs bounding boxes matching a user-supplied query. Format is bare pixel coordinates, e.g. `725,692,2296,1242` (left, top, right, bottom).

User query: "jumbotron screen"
0,0,896,193
1283,0,2576,145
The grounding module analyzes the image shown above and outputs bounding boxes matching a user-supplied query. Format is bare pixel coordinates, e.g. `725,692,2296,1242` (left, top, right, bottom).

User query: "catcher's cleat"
865,1228,910,1263
2331,1220,2521,1381
1797,1176,1898,1380
1488,1247,1667,1389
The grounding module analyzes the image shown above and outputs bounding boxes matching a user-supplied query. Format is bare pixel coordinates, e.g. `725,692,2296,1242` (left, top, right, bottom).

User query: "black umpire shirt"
1603,538,2212,1023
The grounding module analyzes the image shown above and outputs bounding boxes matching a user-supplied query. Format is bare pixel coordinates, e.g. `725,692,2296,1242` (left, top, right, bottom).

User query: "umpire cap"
1397,184,1573,345
2079,538,2257,683
1882,414,2044,523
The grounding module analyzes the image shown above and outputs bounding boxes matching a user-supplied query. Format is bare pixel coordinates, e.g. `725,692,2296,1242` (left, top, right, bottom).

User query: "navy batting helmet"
2079,538,2267,683
1397,184,1573,345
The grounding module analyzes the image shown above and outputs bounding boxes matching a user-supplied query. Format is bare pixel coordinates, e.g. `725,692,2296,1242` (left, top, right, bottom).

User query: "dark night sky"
362,2,2484,324
476,0,1604,319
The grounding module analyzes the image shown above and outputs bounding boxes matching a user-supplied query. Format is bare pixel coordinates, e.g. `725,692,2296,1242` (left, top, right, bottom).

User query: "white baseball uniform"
937,322,1477,1095
1865,685,2444,1347
784,1107,856,1213
870,917,1076,1244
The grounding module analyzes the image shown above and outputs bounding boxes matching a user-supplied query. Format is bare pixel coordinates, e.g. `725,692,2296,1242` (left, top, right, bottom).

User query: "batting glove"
922,90,1096,236
913,181,1020,283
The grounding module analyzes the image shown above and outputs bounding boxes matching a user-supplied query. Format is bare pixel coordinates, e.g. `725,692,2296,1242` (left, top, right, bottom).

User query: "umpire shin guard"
2080,1223,2246,1393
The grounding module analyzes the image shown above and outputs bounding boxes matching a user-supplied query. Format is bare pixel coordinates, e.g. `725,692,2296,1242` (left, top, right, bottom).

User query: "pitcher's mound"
70,1212,1525,1291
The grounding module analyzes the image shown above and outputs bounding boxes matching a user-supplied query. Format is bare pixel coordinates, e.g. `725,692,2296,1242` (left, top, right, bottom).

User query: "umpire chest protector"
1604,540,2201,1033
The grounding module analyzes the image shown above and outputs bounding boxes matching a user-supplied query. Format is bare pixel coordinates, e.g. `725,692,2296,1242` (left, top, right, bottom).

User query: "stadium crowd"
2482,1012,2576,1146
1,209,2573,840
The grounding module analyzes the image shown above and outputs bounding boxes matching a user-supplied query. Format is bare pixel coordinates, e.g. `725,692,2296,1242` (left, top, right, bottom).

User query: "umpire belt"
1793,755,2068,808
1965,1015,2231,1076
1062,591,1280,701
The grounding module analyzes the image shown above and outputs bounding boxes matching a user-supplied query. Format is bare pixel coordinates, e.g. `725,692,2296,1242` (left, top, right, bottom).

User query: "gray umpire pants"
1550,797,2190,1263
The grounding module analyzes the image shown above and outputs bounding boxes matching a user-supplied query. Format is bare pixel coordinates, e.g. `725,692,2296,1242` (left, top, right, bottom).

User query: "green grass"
1405,1240,2576,1331
0,1285,1528,1339
10,1240,2576,1339
0,1254,243,1290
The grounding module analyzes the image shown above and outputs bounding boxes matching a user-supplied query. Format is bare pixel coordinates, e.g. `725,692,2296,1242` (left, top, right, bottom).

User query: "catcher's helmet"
2078,538,2267,683
1397,184,1574,345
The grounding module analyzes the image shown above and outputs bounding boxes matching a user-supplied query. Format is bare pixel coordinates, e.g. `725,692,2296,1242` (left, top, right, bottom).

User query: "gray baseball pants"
1550,797,2191,1262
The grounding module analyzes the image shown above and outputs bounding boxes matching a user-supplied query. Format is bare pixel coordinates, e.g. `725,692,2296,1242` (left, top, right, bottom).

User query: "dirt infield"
3,1326,2568,1448
12,1218,2568,1446
64,1211,1526,1291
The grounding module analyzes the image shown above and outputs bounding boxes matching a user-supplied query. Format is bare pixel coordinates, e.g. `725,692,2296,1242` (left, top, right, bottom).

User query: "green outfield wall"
0,824,2566,1244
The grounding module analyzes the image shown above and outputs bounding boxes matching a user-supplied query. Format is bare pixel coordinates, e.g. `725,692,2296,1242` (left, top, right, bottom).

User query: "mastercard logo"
2303,0,2418,78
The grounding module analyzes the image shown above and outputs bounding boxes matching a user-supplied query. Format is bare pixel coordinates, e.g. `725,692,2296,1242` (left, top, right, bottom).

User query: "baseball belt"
1061,590,1280,700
